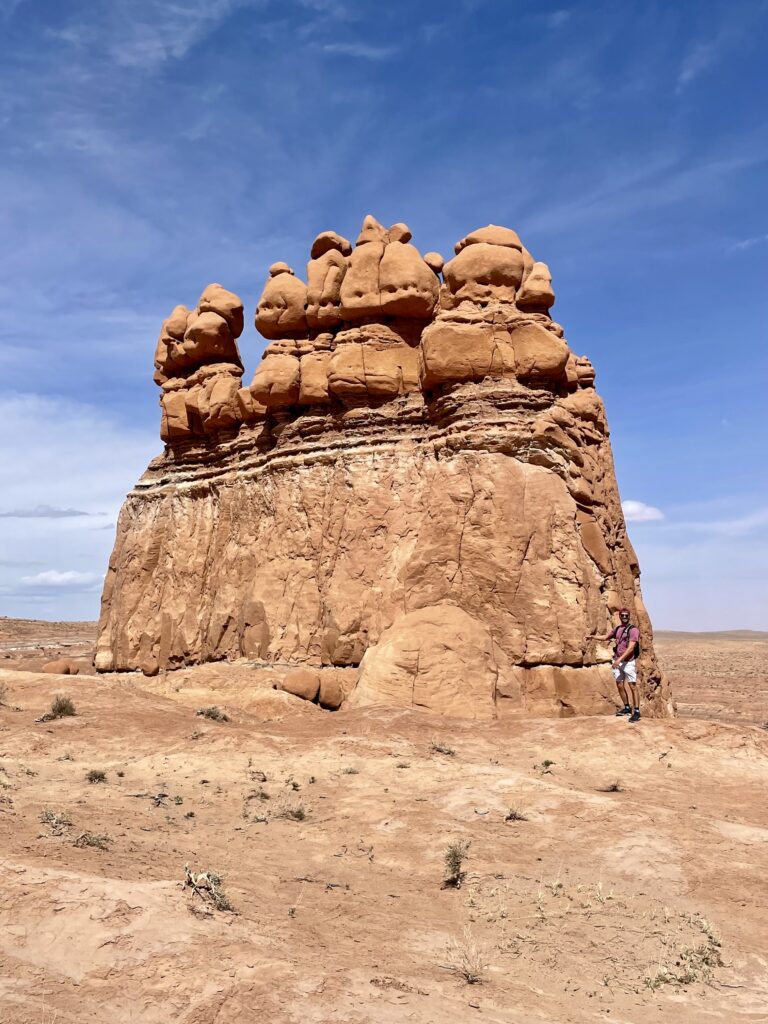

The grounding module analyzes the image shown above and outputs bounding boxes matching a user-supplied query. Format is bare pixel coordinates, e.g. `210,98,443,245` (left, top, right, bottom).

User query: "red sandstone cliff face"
96,217,672,718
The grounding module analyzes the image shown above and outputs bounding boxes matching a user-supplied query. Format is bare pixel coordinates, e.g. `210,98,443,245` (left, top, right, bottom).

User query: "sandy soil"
656,630,768,727
0,621,767,1023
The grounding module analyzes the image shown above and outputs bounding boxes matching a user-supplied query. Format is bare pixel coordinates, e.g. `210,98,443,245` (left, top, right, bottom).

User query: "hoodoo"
96,217,672,718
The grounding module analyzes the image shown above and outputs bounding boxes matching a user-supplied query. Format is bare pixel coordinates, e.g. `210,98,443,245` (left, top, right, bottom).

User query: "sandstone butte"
95,216,673,720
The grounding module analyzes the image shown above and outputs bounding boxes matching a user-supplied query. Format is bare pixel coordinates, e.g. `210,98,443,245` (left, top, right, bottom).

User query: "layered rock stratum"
96,216,671,718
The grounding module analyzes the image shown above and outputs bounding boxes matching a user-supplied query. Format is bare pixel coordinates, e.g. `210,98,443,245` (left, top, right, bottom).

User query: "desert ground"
1,619,767,1023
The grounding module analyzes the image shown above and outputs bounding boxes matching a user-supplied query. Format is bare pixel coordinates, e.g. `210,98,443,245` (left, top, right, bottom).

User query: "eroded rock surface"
97,216,671,718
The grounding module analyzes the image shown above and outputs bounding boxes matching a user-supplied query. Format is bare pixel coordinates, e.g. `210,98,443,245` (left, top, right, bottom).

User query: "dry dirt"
0,620,767,1023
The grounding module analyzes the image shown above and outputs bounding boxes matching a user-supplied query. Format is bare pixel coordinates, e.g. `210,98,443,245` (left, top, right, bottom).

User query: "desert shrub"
50,695,76,719
184,863,234,911
0,682,8,705
39,809,72,834
597,780,623,793
441,927,488,983
74,831,110,850
277,804,307,822
86,769,107,784
443,839,470,887
196,706,229,722
430,739,456,756
341,766,359,775
504,807,528,822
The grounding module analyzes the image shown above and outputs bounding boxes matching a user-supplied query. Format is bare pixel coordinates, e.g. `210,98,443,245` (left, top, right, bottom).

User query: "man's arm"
585,629,615,642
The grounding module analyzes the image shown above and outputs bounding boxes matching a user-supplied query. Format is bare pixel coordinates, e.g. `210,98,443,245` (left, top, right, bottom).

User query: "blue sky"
1,0,766,629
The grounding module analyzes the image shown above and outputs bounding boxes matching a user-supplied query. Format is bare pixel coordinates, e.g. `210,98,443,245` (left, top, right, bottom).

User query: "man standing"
586,609,641,722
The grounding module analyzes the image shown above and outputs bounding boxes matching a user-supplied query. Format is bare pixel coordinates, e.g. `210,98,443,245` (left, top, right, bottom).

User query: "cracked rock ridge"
96,215,672,719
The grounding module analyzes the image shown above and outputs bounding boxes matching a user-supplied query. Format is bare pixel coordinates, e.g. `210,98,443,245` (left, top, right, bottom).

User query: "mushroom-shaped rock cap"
310,231,353,259
163,304,191,340
454,224,523,255
256,270,308,339
198,283,245,338
269,261,294,277
355,214,388,246
424,251,445,274
516,261,555,313
388,222,413,244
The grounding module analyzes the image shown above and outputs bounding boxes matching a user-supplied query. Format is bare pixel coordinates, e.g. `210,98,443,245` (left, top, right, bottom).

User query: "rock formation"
97,216,672,719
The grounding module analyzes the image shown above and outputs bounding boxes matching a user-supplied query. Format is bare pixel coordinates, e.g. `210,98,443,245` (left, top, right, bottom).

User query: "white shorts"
612,659,637,684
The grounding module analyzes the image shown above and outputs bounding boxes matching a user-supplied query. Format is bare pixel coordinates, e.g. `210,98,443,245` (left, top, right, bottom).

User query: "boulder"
255,268,308,340
281,669,320,702
516,261,555,313
42,659,80,675
443,243,524,306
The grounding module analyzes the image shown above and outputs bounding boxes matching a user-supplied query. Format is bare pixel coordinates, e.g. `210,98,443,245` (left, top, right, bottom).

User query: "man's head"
619,607,631,622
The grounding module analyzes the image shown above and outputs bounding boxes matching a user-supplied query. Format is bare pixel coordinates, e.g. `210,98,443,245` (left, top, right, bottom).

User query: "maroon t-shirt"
612,625,639,658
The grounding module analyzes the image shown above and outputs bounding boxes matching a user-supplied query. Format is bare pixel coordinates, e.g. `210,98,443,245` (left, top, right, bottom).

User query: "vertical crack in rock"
96,216,672,720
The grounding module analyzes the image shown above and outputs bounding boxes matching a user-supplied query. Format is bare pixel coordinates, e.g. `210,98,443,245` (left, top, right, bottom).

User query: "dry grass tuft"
184,863,234,911
504,807,529,822
85,769,107,784
440,927,489,984
430,739,456,756
276,804,307,822
196,706,229,722
443,839,470,888
39,809,72,834
597,780,624,793
37,695,77,722
74,831,110,850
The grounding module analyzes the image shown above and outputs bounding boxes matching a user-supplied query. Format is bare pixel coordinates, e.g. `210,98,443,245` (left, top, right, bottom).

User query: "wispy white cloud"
0,505,96,519
321,41,399,60
0,0,24,19
20,570,101,590
677,37,722,90
728,232,768,252
623,500,664,522
546,9,571,29
50,0,261,71
675,507,768,537
524,147,768,239
0,391,156,618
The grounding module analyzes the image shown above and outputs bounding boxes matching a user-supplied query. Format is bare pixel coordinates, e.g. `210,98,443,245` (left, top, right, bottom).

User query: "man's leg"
625,662,641,722
613,668,631,715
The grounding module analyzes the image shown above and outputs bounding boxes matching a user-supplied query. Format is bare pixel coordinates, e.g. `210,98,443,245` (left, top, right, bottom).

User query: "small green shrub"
86,769,107,784
50,695,76,719
40,809,72,834
443,839,470,887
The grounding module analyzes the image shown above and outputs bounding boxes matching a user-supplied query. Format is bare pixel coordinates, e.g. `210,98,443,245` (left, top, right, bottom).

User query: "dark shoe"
629,710,641,723
615,706,631,716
